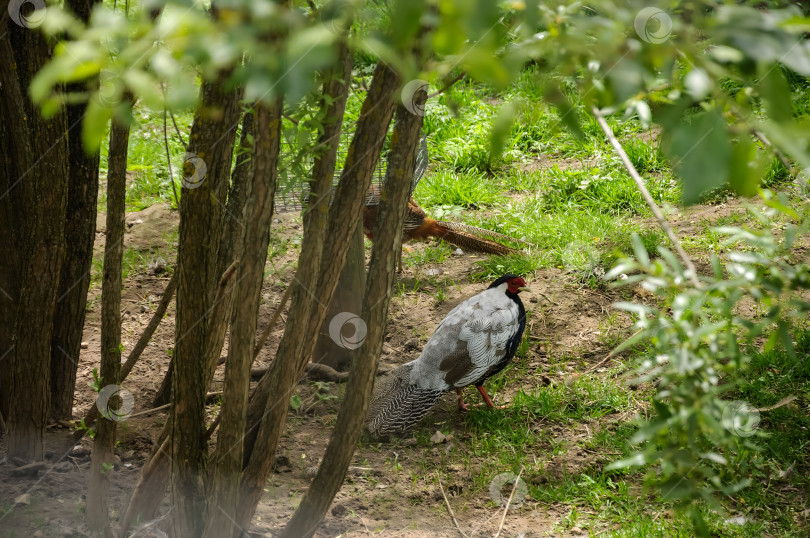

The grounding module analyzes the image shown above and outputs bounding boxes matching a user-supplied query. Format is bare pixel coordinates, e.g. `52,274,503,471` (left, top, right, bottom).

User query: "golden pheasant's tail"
436,221,532,248
425,220,522,255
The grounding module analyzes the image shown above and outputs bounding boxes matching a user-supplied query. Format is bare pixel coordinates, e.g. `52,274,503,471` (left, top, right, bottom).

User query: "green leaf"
605,453,646,470
777,322,796,361
545,85,584,140
82,100,111,153
729,137,765,198
757,67,793,123
631,233,650,266
488,102,516,159
289,394,302,411
612,327,649,355
690,506,710,537
663,110,731,205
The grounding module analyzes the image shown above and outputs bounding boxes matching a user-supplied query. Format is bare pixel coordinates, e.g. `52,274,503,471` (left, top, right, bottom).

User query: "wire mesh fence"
274,134,428,213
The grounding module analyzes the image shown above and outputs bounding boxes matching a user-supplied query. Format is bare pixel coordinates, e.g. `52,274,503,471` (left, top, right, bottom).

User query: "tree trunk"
204,99,281,538
49,0,101,421
281,93,427,538
239,42,354,473
120,264,237,537
86,118,128,532
152,98,246,409
239,61,399,529
0,16,70,462
218,111,254,277
311,221,366,372
170,73,243,537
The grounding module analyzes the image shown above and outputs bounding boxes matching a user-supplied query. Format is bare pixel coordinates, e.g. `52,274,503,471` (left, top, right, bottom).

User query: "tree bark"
281,93,427,538
204,100,281,538
0,15,70,462
86,118,128,532
49,0,101,421
311,221,366,372
120,263,237,536
239,61,399,529
240,42,354,473
218,111,254,278
170,72,243,537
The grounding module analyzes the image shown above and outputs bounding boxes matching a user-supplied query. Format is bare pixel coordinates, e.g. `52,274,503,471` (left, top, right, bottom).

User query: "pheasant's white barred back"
366,275,528,438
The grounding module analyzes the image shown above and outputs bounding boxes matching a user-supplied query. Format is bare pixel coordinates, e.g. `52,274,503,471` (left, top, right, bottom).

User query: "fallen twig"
493,466,523,538
437,472,469,538
126,391,222,419
592,107,701,289
757,395,796,413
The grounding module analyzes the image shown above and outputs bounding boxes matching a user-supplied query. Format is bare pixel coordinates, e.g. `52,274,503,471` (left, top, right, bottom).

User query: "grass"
99,106,192,212
471,202,666,281
90,246,172,287
414,168,503,208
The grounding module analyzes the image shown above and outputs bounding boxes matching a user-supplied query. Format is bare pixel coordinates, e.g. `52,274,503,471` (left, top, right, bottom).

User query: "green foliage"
414,168,502,208
471,200,666,282
604,191,810,533
539,166,678,216
402,242,452,267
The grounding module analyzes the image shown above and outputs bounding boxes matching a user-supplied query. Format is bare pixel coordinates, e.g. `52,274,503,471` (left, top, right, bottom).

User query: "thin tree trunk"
312,221,366,372
204,99,281,538
239,61,399,529
0,18,70,462
49,0,101,421
218,111,254,278
120,263,237,536
281,93,427,538
170,72,243,536
240,42,354,471
86,118,128,532
120,438,171,535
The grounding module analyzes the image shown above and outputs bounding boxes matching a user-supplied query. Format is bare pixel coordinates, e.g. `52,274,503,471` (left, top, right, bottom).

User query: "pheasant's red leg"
456,388,470,411
477,386,496,408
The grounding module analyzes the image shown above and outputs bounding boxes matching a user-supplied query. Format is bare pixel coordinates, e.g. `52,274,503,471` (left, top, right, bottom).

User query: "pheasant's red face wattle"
506,277,528,294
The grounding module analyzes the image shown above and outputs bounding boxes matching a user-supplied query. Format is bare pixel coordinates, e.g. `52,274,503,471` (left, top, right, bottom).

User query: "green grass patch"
471,202,666,281
538,166,678,216
402,241,453,267
414,168,503,208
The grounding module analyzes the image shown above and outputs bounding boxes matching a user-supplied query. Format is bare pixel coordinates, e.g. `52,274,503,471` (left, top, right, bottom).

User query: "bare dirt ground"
0,195,766,537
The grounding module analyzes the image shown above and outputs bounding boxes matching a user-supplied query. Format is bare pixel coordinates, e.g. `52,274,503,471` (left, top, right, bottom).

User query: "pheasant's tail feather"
438,221,532,247
366,364,443,438
431,222,521,255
